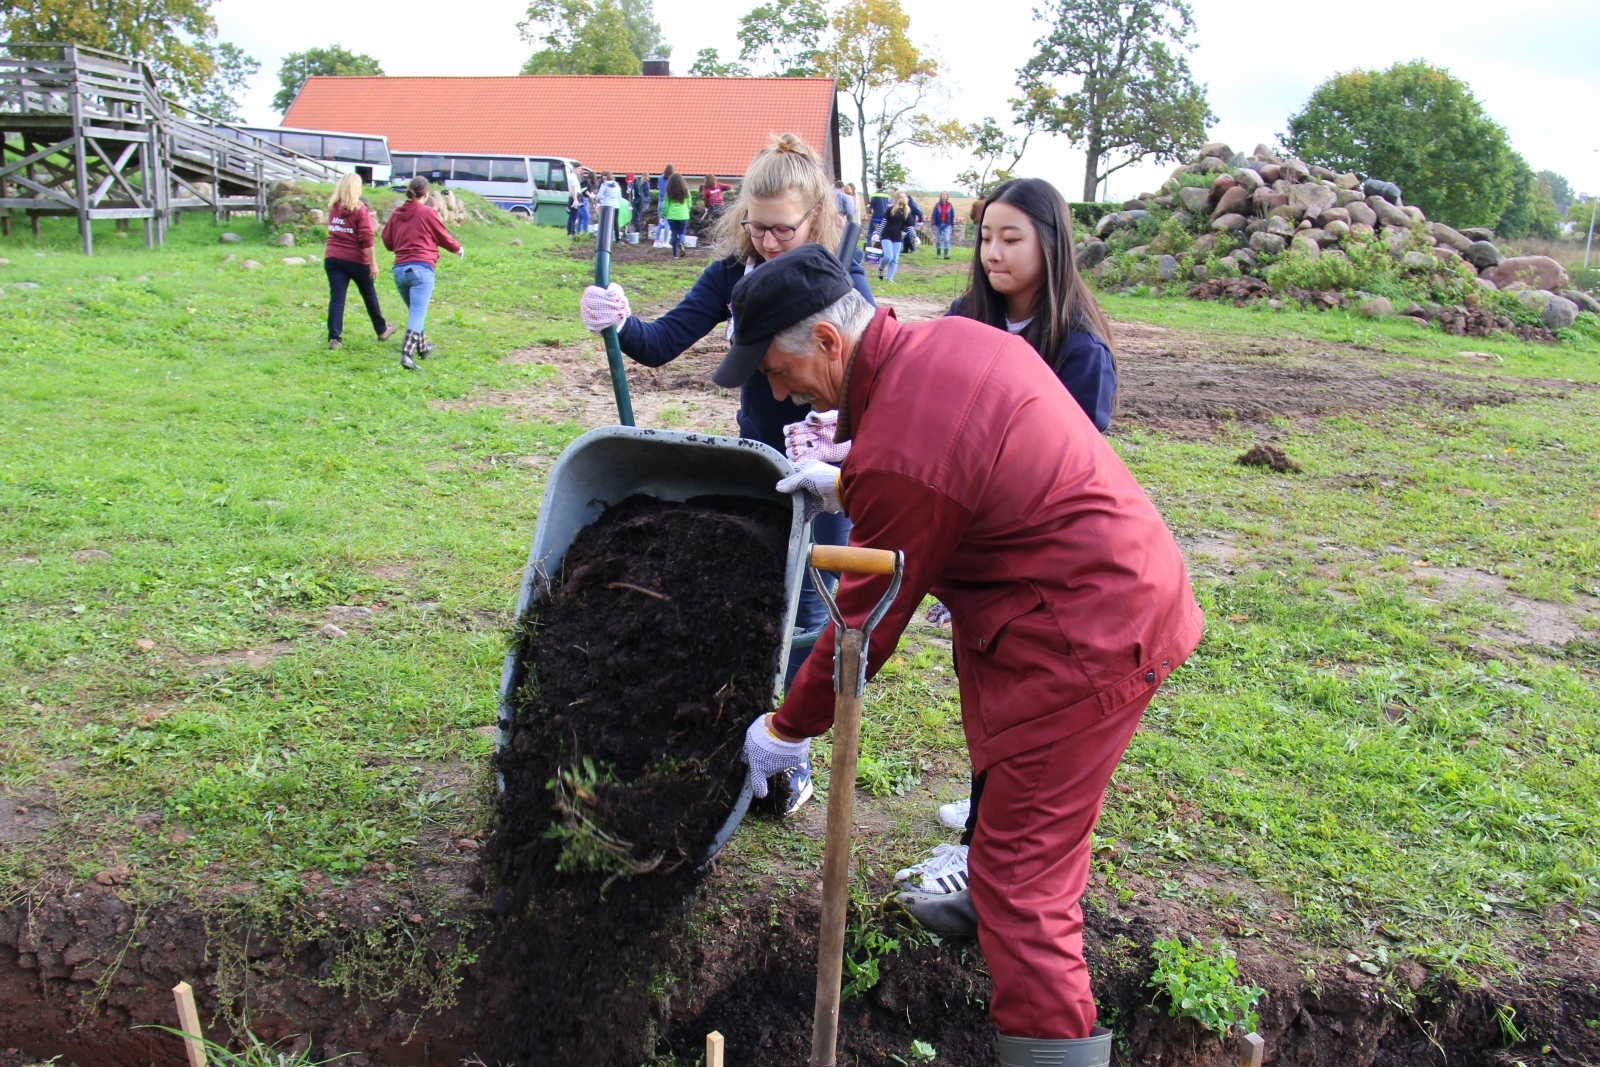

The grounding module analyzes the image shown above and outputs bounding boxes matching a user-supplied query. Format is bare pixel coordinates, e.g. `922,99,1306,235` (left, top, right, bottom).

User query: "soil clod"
1236,443,1302,472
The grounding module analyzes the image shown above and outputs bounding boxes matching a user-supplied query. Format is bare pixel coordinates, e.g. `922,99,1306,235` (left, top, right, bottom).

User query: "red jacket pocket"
952,582,1094,743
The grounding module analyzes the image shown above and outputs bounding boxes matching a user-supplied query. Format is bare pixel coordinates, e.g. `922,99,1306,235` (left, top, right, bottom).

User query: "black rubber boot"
997,1027,1112,1067
895,887,977,938
400,330,419,370
418,332,433,359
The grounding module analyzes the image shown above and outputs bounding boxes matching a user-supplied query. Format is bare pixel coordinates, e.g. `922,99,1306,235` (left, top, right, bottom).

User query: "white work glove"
581,283,631,334
456,247,465,259
776,459,843,523
925,601,952,627
743,714,811,799
783,410,852,465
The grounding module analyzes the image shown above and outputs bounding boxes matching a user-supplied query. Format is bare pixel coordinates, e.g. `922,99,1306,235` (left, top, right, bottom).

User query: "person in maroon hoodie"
733,246,1203,1066
323,173,398,351
380,177,462,370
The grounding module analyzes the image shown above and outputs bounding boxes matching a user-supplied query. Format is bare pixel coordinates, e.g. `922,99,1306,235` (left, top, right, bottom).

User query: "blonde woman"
322,172,397,350
577,133,876,810
877,190,911,282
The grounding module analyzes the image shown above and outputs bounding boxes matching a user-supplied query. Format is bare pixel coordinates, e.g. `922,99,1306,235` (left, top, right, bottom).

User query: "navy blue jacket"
617,254,877,449
947,299,1116,432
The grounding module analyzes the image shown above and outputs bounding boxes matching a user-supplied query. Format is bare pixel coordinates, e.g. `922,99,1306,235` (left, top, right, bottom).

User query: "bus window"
281,132,321,156
391,156,415,180
452,157,491,182
417,157,447,180
491,158,529,183
364,139,388,164
546,163,569,192
324,136,365,162
528,160,549,188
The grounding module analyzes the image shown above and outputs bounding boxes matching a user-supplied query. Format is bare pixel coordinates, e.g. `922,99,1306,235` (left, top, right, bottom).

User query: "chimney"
641,54,670,76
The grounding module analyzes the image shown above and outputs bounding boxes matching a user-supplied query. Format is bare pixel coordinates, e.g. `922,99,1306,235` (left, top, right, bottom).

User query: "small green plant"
1147,937,1265,1037
1494,1003,1523,1046
841,892,903,1000
545,757,664,887
142,1025,349,1067
890,1039,938,1064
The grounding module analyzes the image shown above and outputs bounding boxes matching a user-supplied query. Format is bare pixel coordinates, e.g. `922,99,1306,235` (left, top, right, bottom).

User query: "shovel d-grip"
806,544,904,1067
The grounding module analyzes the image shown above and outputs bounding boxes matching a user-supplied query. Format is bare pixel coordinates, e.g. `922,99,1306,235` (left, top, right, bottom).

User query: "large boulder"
1076,240,1109,270
1177,185,1212,214
1282,158,1311,183
1488,255,1569,292
1309,165,1339,182
1461,240,1503,269
1382,227,1412,255
1196,156,1228,174
1211,186,1251,220
1401,251,1434,270
219,232,242,244
1562,289,1600,315
1335,189,1365,207
1192,233,1218,256
1319,207,1351,225
1233,167,1264,194
1291,235,1321,260
1289,183,1338,213
1212,212,1249,233
1157,254,1178,281
1096,214,1118,237
1357,297,1395,317
273,231,296,247
1335,172,1360,190
1252,144,1281,164
1250,232,1287,256
1367,196,1412,229
1362,178,1403,203
1460,227,1496,242
1349,222,1376,238
1233,247,1259,269
1252,188,1287,215
1427,222,1472,252
1266,215,1296,238
1346,202,1377,227
1540,294,1579,330
1257,163,1282,184
1211,172,1238,197
1403,205,1427,224
1195,142,1234,163
1322,219,1351,240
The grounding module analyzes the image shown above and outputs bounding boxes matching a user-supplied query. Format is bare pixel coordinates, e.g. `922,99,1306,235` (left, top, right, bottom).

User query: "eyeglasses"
740,206,817,242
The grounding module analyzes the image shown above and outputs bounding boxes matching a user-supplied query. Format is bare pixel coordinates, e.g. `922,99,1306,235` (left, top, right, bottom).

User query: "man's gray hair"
771,288,875,355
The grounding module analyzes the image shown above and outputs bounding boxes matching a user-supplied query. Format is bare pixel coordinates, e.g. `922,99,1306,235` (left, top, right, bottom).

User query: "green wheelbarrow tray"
495,425,808,865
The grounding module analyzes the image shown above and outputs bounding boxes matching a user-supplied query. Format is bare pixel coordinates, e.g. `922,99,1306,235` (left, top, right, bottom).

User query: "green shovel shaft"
594,205,635,426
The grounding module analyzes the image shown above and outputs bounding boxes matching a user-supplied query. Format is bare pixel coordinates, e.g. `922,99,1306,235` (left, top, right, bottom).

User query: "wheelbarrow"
494,425,808,863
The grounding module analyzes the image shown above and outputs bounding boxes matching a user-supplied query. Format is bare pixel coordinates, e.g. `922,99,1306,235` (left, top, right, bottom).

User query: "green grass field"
2,215,1597,985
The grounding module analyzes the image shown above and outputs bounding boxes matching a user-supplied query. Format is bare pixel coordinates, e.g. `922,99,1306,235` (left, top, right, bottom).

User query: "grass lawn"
2,215,1597,995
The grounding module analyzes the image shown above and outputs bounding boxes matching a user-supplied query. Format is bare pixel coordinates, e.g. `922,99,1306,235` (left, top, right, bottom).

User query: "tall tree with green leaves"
1498,155,1561,239
817,0,936,194
945,111,1044,197
737,0,828,77
519,0,642,75
2,0,220,98
272,45,383,113
1019,0,1213,201
187,41,257,120
687,48,750,76
1536,169,1575,215
617,0,668,60
1283,61,1515,229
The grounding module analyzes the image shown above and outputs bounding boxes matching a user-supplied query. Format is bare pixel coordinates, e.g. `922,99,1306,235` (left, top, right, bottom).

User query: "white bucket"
683,235,699,248
626,232,640,244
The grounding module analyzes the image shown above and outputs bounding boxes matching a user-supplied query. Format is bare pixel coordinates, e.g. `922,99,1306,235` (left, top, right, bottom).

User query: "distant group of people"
322,172,461,371
561,166,734,258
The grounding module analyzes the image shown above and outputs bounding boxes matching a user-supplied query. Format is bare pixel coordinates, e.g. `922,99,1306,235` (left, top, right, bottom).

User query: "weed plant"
1147,937,1265,1037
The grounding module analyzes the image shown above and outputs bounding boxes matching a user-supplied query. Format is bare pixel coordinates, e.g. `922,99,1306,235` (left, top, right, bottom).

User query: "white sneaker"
938,796,971,829
893,842,968,895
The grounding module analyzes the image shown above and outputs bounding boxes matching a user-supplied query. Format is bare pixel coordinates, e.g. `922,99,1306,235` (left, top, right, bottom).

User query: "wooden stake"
172,981,207,1067
705,1031,725,1067
1239,1031,1264,1067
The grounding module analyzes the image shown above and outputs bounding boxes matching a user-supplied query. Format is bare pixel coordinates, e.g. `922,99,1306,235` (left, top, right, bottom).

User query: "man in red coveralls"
729,246,1204,1067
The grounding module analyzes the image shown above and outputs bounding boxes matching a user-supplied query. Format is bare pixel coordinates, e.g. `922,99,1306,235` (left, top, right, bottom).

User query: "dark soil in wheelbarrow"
481,493,791,1067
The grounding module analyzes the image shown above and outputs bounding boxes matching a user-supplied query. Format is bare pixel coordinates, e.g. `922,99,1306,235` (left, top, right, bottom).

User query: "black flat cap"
713,243,855,388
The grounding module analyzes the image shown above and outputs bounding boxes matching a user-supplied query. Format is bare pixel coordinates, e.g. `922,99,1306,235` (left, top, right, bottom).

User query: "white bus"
389,153,582,226
233,126,392,184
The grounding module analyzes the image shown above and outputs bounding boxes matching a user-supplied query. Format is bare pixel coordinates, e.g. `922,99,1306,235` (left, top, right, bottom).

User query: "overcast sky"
216,0,1600,205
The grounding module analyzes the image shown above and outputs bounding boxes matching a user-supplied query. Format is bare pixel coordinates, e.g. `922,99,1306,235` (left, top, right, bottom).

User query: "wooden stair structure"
1,43,340,254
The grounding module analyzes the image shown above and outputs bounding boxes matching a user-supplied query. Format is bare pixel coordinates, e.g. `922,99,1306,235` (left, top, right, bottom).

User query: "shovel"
805,544,904,1067
594,205,634,426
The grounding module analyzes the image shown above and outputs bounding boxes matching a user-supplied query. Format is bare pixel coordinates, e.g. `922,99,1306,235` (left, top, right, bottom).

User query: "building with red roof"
282,74,841,180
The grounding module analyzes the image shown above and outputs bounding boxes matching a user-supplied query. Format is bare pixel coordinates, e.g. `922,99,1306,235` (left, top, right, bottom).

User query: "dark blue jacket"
617,254,877,450
947,298,1116,432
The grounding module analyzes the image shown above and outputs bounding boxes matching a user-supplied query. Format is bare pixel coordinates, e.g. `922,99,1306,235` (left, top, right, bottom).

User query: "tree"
272,45,383,113
618,0,668,60
519,0,641,75
188,41,257,120
737,0,829,77
1536,169,1576,216
816,0,936,195
1019,0,1214,201
1498,154,1561,239
1283,61,1515,230
2,0,218,98
687,48,750,77
946,111,1043,197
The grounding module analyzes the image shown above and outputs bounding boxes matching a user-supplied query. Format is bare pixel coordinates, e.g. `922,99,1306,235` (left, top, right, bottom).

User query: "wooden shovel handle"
809,545,897,575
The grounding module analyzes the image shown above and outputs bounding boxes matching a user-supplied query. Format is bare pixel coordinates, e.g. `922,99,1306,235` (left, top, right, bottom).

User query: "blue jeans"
668,218,686,253
880,238,902,280
577,204,591,232
392,262,435,333
934,223,952,253
785,510,852,687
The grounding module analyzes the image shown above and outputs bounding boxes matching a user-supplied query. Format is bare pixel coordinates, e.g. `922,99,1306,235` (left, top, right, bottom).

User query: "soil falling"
482,494,790,1066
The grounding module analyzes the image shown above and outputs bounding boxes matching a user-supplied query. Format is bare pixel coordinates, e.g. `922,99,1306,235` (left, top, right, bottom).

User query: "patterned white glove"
580,283,631,334
925,601,952,627
743,714,811,799
776,460,843,523
783,410,852,465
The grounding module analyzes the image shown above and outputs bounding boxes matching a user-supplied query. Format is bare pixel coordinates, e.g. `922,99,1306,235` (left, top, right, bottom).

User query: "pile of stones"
1076,143,1598,334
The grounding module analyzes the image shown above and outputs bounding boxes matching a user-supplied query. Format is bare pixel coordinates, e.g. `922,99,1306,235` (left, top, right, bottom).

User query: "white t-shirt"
1006,317,1033,334
598,180,622,208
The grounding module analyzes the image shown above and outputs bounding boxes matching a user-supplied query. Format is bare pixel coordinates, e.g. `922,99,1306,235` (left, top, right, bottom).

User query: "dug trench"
5,347,1599,1065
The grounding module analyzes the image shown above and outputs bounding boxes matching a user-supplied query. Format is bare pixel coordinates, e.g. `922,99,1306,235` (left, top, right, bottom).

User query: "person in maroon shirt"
381,177,463,370
322,173,398,351
732,245,1203,1066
